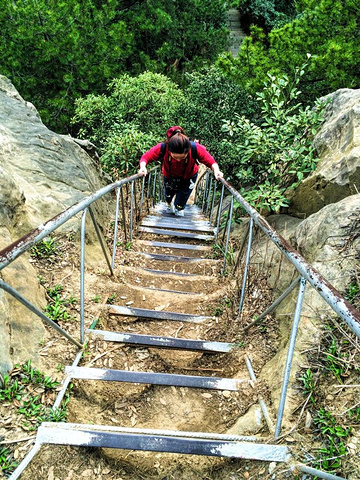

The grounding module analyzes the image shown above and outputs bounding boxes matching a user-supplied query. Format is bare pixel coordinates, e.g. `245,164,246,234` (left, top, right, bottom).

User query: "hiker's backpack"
159,141,199,164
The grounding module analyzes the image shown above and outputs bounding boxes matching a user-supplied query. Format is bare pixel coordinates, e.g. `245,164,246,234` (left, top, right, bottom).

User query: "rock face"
288,89,360,218
258,194,359,425
0,76,110,376
0,75,108,238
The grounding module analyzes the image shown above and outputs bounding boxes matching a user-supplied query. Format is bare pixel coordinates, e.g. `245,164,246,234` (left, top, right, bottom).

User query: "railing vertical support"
120,186,128,243
111,187,121,270
152,169,157,201
238,217,254,314
89,206,113,276
130,181,134,243
275,277,307,437
215,183,225,243
222,196,234,274
202,172,209,212
209,179,217,225
206,177,213,216
139,176,145,218
80,208,87,344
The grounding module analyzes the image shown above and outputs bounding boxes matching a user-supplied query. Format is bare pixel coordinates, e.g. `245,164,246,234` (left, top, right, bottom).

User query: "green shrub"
72,72,185,177
222,58,325,212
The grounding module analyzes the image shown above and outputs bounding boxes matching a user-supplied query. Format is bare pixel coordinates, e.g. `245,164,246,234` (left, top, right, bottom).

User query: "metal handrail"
0,168,160,348
1,165,358,480
194,172,360,442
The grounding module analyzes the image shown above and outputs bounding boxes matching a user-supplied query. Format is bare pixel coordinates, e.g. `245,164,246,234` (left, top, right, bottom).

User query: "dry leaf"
48,466,55,480
155,305,166,311
131,416,137,426
160,398,167,405
201,393,212,399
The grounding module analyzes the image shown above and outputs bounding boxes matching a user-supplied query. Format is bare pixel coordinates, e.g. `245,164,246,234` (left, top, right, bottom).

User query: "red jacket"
140,142,217,179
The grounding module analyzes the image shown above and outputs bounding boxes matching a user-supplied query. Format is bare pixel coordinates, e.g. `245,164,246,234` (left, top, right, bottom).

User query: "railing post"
80,208,87,344
221,196,234,274
89,206,113,276
202,171,209,212
205,176,213,216
209,178,217,225
275,277,307,437
139,176,145,218
120,186,128,243
130,181,134,243
238,217,254,314
152,169,157,201
215,183,225,243
111,187,121,270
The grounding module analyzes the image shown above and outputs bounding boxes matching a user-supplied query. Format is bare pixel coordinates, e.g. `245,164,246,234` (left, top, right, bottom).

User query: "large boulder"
288,89,360,218
0,76,110,376
257,194,359,426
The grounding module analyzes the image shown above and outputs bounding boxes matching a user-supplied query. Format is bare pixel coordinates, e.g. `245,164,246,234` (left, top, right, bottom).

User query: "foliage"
236,0,297,33
299,368,316,404
176,65,259,172
72,72,185,177
30,236,58,260
0,360,67,447
0,0,228,133
119,0,229,76
218,0,360,103
314,408,351,472
0,447,18,476
222,58,325,212
0,0,135,132
45,284,75,323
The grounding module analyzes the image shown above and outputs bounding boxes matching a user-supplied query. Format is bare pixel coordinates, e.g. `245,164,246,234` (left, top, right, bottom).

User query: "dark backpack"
160,141,199,164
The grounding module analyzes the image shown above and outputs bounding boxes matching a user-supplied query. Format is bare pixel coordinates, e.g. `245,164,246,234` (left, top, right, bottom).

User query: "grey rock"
0,76,111,375
288,89,360,218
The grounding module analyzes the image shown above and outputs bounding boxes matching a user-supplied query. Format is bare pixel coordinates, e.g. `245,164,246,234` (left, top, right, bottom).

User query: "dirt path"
6,203,282,480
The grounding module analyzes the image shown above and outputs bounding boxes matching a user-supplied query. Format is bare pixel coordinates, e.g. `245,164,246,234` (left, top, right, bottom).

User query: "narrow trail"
17,201,283,480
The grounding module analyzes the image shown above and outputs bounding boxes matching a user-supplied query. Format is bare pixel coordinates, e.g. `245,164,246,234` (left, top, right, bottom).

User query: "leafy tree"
235,0,297,33
119,0,229,76
218,0,360,102
221,59,325,212
175,66,259,173
72,72,185,177
0,0,230,132
0,0,135,132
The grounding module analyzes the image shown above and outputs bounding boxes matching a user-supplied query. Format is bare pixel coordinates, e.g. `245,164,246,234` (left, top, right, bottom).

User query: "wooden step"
141,217,215,233
136,252,217,263
87,329,237,353
139,226,214,241
108,304,212,323
137,240,212,252
37,423,291,461
65,366,248,391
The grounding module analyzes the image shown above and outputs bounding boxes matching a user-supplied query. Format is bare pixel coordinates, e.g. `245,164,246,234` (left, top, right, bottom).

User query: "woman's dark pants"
164,174,198,211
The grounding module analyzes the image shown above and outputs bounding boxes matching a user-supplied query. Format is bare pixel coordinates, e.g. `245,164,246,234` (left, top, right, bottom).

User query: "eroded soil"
2,210,359,480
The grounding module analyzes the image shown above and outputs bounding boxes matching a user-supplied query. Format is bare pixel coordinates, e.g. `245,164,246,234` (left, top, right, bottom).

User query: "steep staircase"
10,201,289,479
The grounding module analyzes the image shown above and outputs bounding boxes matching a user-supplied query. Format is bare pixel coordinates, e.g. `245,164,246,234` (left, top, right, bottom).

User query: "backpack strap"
160,142,167,160
160,141,198,165
190,141,199,164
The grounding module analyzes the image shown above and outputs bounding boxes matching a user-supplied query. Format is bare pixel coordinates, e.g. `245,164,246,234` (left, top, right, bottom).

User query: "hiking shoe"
175,208,184,217
166,203,175,213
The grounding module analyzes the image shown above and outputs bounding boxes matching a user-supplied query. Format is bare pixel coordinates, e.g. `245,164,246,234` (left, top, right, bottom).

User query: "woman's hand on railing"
212,163,223,181
138,161,147,177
